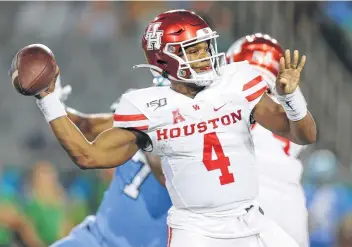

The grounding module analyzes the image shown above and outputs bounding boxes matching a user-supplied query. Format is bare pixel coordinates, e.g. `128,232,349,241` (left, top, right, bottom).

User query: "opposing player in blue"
50,77,172,247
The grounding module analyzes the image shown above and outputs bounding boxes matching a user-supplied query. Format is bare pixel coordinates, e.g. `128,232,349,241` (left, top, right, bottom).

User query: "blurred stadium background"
0,1,351,247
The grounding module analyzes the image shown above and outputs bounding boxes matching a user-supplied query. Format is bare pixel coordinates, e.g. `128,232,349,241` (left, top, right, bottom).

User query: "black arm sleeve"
121,127,153,152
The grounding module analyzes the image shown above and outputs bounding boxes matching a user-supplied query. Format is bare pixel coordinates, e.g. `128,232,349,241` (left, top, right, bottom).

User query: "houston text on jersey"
157,110,242,140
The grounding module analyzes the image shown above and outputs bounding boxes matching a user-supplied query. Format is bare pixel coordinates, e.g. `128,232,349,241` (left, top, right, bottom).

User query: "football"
10,44,57,96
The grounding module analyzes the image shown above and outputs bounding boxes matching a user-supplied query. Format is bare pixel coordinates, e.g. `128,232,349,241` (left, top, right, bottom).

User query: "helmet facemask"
164,29,225,86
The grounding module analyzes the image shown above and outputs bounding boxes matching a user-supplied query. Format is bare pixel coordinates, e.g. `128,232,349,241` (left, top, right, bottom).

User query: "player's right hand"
35,65,60,99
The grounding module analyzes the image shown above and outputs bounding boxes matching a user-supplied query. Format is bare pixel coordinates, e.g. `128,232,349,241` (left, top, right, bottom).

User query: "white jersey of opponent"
113,62,268,214
251,120,305,184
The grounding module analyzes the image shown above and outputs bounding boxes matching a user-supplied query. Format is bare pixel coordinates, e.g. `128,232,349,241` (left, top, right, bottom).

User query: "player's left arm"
253,50,317,145
253,94,315,144
52,78,114,141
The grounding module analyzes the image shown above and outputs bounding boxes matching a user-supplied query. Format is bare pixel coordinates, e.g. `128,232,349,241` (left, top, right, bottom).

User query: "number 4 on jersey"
202,132,235,185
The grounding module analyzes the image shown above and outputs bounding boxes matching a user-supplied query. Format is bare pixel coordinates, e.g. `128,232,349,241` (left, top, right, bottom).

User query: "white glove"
110,101,119,112
110,88,137,112
53,75,72,103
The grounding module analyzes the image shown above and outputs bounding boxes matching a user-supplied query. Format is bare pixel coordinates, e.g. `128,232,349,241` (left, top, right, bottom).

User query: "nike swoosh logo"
286,101,294,110
214,103,227,112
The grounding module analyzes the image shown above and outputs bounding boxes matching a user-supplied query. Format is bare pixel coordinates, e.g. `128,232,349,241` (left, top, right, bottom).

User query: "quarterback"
17,9,316,247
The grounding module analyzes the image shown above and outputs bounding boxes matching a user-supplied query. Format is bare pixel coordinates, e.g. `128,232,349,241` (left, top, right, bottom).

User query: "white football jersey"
251,122,305,184
114,62,268,213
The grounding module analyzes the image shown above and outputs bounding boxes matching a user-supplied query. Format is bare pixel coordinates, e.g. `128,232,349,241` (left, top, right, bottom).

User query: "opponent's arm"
52,74,114,141
144,152,165,185
66,107,113,141
253,50,316,145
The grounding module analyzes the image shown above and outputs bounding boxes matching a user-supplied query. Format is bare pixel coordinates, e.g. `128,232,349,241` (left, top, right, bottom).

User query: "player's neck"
171,82,205,99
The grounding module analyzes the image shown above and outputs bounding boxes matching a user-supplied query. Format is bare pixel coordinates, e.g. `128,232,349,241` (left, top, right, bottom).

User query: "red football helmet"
134,9,225,86
226,33,283,91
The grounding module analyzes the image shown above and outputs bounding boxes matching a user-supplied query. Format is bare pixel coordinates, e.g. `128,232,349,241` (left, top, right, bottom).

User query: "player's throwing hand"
276,49,306,95
36,65,60,99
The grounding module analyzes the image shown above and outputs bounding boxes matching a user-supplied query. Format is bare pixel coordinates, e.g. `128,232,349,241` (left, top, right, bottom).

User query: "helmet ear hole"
157,60,168,65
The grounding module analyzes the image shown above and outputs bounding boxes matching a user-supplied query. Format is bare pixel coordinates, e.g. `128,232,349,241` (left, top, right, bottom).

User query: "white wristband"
36,93,67,123
276,87,308,121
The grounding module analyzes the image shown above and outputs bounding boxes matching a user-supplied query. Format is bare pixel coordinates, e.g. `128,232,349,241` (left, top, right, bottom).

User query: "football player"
226,33,309,247
17,9,316,247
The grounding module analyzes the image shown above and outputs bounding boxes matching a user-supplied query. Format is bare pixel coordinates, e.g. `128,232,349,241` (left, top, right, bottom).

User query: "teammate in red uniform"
227,33,309,247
